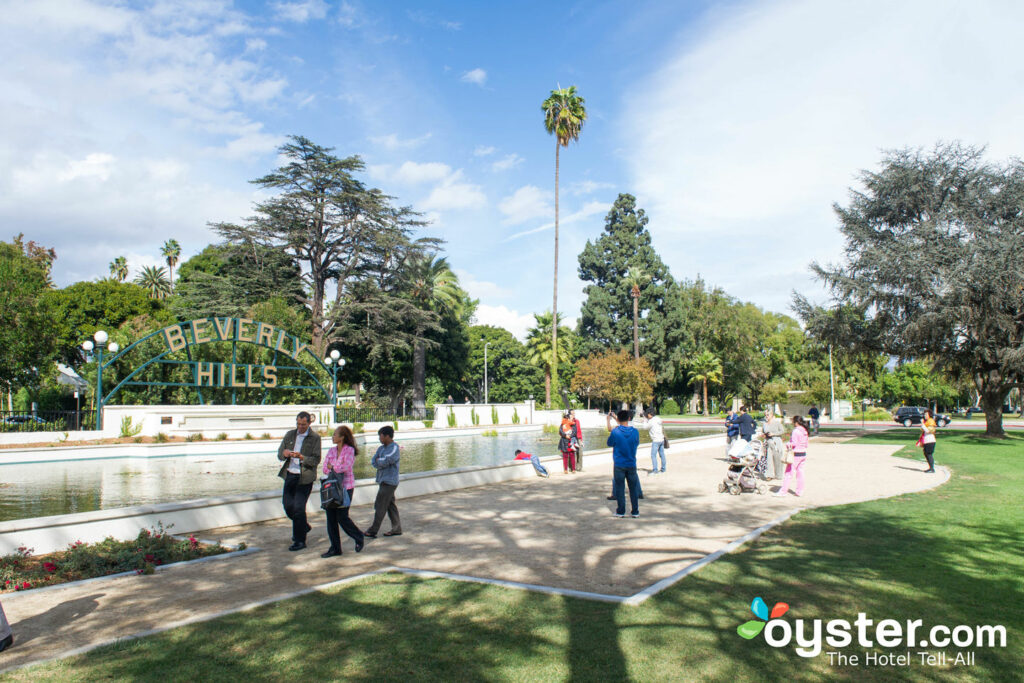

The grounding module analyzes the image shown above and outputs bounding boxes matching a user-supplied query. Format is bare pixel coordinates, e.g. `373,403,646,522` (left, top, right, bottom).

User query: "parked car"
892,406,951,427
1,414,47,425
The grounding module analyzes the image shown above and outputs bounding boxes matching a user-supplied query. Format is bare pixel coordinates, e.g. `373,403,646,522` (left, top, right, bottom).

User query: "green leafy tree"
542,85,586,388
0,238,59,402
406,253,462,417
134,265,172,300
525,311,572,408
109,256,128,282
799,143,1024,436
161,239,181,289
468,326,544,403
687,350,723,416
578,194,681,393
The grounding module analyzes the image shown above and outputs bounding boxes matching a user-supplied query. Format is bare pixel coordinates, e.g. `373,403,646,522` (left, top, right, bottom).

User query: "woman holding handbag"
919,409,937,473
774,415,808,497
321,425,365,558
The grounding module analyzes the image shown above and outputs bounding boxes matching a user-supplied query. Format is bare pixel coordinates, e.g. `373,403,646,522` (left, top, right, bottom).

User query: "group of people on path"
726,407,810,496
277,412,402,558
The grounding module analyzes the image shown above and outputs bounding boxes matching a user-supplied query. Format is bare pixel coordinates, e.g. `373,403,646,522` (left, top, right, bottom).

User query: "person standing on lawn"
920,409,938,473
642,407,667,474
775,415,809,497
364,425,402,538
277,411,322,551
320,425,365,558
606,410,641,518
0,599,13,652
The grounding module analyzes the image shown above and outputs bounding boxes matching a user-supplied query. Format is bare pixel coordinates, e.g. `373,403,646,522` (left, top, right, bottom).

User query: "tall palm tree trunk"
412,339,426,418
544,368,551,408
632,295,639,360
550,141,559,409
703,379,709,417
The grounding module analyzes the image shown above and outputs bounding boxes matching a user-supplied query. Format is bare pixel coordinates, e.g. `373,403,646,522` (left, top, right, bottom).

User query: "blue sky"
3,0,1023,338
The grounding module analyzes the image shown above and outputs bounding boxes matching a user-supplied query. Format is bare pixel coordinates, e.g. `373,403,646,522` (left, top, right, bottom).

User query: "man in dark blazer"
278,411,322,551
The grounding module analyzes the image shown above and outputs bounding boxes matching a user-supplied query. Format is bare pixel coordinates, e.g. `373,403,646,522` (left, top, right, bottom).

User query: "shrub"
133,436,144,443
423,420,433,428
471,408,480,426
661,398,681,416
185,433,203,442
481,429,499,437
153,432,170,443
119,416,143,438
512,408,520,424
353,422,364,433
261,433,273,439
215,432,228,441
244,433,254,440
542,424,559,435
491,406,499,425
393,420,399,431
447,408,456,428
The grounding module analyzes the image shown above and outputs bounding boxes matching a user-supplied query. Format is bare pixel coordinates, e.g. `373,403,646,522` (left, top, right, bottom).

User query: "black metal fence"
333,406,411,424
0,410,92,432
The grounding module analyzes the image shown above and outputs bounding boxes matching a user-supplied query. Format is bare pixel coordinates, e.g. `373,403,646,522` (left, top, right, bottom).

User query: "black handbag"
319,473,351,510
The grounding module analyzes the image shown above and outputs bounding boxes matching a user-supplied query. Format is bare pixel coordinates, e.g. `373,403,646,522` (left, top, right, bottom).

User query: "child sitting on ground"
514,449,549,478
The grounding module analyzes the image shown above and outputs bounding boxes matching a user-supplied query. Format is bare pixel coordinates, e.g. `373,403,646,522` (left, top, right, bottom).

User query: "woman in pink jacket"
775,415,809,497
321,425,365,557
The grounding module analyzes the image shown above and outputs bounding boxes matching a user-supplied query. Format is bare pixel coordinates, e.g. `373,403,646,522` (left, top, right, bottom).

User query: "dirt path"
0,440,944,673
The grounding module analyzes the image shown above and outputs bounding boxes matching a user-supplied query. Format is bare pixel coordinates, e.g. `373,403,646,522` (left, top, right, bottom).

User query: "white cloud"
473,304,537,341
473,145,496,157
503,201,609,241
272,0,329,23
420,170,487,211
460,68,487,86
625,0,1024,313
569,180,614,196
453,269,513,300
491,153,524,172
245,38,267,52
392,161,454,184
368,132,433,150
498,185,552,225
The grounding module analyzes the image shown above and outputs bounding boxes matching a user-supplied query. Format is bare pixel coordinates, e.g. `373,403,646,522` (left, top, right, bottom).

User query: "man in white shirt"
277,411,322,551
642,408,667,474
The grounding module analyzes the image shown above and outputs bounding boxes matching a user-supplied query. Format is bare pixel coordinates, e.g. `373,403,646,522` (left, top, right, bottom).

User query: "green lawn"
6,433,1022,682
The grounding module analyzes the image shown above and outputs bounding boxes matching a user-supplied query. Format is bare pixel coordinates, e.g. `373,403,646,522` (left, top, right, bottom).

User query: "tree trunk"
632,295,639,360
702,379,709,417
412,339,426,418
551,142,559,410
981,385,1006,438
544,369,551,408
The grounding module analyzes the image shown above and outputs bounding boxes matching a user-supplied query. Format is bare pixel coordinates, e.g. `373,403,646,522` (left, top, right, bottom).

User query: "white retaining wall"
101,404,335,438
0,434,725,555
432,402,534,428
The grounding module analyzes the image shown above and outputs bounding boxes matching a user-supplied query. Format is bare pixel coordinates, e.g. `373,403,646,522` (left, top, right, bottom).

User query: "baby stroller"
718,439,768,495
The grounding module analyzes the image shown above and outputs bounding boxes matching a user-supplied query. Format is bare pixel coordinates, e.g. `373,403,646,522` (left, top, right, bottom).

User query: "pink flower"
144,554,156,562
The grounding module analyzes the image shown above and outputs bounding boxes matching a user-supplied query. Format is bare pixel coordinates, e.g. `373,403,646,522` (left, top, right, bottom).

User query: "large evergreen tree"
0,237,59,398
577,194,681,392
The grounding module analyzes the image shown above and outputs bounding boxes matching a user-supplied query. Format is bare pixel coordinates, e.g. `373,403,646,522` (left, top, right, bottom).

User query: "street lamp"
82,330,119,430
324,350,345,406
483,341,491,405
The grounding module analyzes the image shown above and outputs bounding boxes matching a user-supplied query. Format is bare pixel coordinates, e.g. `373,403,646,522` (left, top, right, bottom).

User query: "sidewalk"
0,440,946,673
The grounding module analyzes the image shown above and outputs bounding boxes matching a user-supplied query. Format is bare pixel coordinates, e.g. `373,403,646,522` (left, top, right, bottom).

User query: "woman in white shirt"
643,408,667,474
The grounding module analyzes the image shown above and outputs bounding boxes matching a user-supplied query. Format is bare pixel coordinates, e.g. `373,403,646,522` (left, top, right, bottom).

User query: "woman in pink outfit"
775,415,809,497
320,425,365,557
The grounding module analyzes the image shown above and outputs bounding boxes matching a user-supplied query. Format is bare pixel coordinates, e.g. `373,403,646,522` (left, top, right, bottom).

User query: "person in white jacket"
642,408,667,474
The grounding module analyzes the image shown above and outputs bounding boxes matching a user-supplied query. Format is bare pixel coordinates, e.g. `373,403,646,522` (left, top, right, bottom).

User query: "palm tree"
624,266,649,361
109,256,128,282
542,85,586,385
407,253,461,417
687,351,723,417
525,311,571,408
134,265,172,300
161,239,181,290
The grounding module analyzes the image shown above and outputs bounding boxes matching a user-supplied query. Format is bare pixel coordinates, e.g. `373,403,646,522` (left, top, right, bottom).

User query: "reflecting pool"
0,426,718,522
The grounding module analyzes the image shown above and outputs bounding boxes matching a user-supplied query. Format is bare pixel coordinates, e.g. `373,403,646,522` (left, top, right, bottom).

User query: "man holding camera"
606,410,641,518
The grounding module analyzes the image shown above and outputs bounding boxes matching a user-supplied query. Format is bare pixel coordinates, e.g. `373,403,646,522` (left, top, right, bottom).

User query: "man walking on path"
736,406,756,442
606,410,641,518
725,409,739,450
808,405,820,436
364,425,402,538
642,408,667,473
277,411,322,551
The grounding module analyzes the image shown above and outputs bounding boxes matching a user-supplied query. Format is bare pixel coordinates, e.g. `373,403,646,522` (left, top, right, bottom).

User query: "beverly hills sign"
159,317,314,390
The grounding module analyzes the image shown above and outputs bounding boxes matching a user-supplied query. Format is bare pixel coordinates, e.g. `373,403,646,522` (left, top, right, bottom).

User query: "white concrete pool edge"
0,434,724,554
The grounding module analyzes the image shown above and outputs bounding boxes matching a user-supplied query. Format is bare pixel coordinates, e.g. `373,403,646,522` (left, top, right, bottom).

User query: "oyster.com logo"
737,597,789,640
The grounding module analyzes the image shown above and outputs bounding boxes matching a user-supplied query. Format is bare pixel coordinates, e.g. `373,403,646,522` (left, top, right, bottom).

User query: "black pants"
923,443,936,469
366,483,401,535
282,473,313,543
325,490,364,551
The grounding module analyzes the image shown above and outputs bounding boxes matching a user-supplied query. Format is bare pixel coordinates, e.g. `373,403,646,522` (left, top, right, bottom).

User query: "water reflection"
0,427,716,522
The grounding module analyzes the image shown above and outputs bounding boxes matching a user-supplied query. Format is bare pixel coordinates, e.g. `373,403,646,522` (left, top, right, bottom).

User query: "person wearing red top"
569,409,584,472
320,425,365,557
514,449,549,477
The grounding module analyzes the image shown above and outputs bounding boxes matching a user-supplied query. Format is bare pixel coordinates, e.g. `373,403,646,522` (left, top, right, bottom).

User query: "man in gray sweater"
364,425,402,538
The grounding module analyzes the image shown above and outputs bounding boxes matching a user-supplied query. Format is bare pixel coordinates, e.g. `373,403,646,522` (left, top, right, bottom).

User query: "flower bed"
0,525,237,593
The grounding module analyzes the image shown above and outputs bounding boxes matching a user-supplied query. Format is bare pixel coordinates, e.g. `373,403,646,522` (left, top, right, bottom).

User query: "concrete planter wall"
101,404,334,439
0,434,724,555
431,402,534,428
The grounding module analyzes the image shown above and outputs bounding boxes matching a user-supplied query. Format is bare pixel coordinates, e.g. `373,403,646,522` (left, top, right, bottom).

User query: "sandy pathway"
0,440,944,673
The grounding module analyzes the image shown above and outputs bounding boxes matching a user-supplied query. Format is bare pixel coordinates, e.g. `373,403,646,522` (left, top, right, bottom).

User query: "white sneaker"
773,491,787,497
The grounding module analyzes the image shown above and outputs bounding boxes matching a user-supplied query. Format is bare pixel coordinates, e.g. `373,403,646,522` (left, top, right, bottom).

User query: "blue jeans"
650,440,666,472
613,466,640,515
531,454,548,476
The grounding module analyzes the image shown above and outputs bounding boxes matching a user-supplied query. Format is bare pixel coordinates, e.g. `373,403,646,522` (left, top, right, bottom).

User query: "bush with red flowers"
0,524,229,593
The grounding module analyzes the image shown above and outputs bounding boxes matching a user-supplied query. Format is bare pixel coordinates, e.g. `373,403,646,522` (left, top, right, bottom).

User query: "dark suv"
892,406,950,427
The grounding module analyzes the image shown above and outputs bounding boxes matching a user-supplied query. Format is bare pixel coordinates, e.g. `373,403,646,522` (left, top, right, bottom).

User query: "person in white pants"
642,408,667,473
